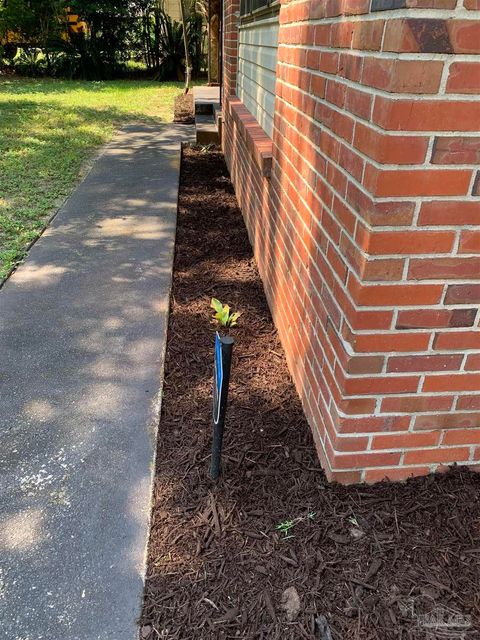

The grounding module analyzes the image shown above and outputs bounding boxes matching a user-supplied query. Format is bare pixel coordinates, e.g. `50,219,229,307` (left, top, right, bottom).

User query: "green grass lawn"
0,77,186,280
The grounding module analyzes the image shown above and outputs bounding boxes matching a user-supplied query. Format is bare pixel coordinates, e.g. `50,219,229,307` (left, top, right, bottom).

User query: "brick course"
222,0,480,483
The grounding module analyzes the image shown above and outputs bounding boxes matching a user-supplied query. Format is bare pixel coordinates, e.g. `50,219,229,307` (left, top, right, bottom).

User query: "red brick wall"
222,0,480,483
223,0,240,95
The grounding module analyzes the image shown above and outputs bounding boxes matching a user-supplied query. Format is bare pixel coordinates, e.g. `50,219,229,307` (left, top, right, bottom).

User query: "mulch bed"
174,92,194,124
139,146,480,640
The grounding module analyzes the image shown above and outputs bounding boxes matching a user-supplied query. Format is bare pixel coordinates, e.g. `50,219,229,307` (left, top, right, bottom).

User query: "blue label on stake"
213,331,223,425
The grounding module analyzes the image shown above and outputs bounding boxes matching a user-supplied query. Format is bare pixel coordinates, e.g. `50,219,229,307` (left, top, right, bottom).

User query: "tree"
178,0,191,92
0,0,67,49
67,0,141,77
0,0,204,78
136,0,203,81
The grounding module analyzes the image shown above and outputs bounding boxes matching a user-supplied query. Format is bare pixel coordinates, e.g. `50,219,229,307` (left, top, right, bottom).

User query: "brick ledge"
225,96,273,178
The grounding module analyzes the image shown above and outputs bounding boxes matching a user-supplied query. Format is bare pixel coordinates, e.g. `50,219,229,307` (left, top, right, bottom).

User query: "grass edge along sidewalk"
0,77,185,281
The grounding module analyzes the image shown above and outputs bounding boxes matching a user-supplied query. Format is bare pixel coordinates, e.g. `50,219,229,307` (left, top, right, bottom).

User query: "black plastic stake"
211,333,234,480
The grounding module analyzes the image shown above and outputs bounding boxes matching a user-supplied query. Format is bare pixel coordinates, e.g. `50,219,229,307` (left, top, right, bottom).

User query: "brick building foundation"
221,0,480,483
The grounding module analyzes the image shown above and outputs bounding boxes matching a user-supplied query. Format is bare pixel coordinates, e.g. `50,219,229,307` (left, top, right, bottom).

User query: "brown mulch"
139,146,480,640
174,92,194,124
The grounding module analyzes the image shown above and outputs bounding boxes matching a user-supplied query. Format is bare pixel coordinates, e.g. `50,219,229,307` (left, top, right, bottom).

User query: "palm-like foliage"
156,8,184,79
153,6,202,80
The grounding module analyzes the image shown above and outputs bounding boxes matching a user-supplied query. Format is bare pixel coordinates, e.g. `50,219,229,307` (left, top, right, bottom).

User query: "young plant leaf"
211,298,223,314
210,298,240,328
229,312,241,327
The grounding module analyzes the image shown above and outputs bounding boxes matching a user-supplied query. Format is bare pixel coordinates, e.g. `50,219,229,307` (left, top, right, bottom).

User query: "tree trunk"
208,0,220,84
142,12,152,71
178,0,191,93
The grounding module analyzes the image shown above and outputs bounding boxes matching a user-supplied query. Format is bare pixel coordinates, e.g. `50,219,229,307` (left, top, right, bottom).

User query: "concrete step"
193,85,220,116
196,113,219,144
195,101,213,115
213,104,223,141
195,100,221,115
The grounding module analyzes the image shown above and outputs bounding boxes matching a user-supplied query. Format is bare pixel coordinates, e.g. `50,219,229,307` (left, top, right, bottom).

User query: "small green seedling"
276,519,296,539
211,298,240,328
276,511,316,539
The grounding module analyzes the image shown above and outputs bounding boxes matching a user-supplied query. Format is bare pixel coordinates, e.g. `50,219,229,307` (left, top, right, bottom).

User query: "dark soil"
140,146,480,640
174,92,194,124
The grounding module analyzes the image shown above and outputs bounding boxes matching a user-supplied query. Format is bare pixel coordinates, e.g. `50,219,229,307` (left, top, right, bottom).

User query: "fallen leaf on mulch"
140,625,151,639
280,586,301,622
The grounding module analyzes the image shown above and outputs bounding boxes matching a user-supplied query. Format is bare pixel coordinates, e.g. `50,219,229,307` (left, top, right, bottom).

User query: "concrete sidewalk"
0,124,193,639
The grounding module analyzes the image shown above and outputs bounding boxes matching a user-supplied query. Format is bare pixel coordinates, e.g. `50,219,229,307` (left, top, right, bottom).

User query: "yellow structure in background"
66,10,88,35
2,9,88,47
